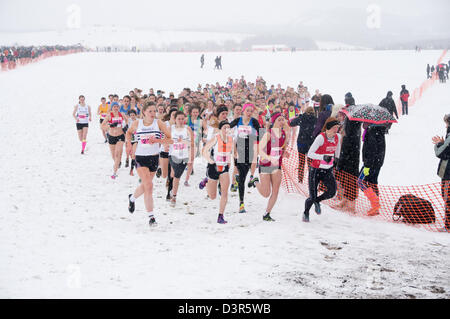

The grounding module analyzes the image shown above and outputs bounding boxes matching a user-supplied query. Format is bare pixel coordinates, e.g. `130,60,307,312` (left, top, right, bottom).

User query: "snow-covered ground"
0,50,449,298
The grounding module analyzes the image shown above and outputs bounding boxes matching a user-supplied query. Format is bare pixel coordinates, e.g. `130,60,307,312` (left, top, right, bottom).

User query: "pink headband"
271,112,283,125
242,103,254,112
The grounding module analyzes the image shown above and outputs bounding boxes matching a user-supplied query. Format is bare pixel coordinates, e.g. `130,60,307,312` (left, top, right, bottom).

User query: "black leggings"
305,167,337,213
236,162,252,203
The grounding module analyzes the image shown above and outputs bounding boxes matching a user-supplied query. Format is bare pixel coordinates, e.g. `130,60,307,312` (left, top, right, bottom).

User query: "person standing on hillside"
400,85,410,116
200,54,205,68
432,114,450,232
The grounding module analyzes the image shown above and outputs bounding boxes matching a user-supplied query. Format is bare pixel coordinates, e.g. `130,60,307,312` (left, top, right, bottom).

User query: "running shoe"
217,214,228,224
166,191,172,202
184,181,190,187
156,167,162,178
239,203,246,214
149,216,157,226
170,196,176,207
302,212,310,222
111,174,117,180
248,177,259,188
81,150,84,155
230,180,238,192
128,194,135,213
314,202,321,215
125,159,129,168
199,177,208,190
263,213,275,221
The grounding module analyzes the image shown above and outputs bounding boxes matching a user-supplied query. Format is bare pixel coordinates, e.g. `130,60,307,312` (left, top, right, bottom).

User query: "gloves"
323,155,333,163
363,167,370,176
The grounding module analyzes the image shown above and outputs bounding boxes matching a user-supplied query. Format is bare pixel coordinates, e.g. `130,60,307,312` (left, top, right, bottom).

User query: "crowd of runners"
73,75,450,230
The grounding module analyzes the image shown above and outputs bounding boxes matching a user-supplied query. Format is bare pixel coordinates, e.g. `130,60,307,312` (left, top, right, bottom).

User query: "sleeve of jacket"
390,100,399,119
435,137,450,160
289,115,302,127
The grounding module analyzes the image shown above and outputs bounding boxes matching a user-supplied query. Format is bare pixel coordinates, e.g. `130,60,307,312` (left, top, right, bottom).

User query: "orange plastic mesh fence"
281,141,449,232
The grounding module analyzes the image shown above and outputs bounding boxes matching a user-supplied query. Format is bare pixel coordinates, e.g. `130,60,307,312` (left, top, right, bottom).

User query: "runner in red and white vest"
302,117,342,222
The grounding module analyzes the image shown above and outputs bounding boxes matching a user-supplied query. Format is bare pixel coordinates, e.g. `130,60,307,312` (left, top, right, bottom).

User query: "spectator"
288,106,317,183
432,114,450,231
400,85,410,116
312,94,334,138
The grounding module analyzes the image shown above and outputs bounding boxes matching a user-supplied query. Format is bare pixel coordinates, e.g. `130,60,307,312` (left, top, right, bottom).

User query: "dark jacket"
379,97,398,119
435,128,450,180
289,113,317,154
337,118,361,175
362,125,386,169
313,104,332,138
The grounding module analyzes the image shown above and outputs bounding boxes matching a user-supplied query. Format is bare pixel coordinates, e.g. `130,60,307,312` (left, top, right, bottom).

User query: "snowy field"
0,50,449,298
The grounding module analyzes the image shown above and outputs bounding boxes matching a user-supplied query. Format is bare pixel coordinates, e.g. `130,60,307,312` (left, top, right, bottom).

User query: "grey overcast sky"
0,0,448,31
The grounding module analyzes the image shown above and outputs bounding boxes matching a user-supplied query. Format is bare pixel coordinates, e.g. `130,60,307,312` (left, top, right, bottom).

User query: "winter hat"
345,92,352,98
387,91,393,97
111,102,119,107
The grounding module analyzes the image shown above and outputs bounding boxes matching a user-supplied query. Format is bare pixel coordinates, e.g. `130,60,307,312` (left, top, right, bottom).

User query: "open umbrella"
341,103,398,124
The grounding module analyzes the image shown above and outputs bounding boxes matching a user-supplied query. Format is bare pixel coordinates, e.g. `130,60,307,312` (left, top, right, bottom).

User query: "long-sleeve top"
307,133,342,169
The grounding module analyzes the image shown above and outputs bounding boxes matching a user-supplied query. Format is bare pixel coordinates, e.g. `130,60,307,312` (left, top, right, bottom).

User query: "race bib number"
173,142,186,150
238,125,252,138
270,147,282,160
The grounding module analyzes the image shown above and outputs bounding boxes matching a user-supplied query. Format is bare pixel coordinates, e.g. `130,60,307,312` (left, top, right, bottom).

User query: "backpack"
393,194,435,224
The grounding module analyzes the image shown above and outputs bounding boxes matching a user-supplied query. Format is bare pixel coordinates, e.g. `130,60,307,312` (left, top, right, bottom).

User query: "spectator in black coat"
360,124,386,197
335,93,361,212
379,91,398,134
427,64,431,79
432,114,450,231
312,94,334,138
289,107,317,183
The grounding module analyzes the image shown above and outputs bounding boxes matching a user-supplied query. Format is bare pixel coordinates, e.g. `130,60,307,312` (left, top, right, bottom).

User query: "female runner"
249,112,289,221
126,102,172,226
202,120,234,224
